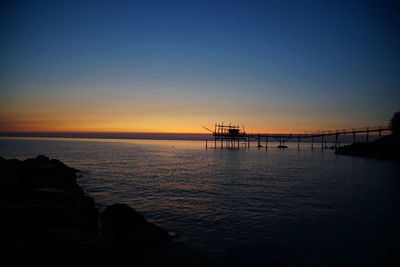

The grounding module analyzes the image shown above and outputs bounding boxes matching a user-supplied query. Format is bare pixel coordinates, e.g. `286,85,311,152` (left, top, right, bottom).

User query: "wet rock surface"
0,155,212,267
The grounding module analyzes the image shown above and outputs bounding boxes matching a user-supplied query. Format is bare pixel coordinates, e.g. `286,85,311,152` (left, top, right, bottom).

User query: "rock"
36,155,50,161
0,156,100,266
223,244,305,267
0,156,84,205
0,156,214,267
101,203,171,247
145,241,215,267
48,226,107,248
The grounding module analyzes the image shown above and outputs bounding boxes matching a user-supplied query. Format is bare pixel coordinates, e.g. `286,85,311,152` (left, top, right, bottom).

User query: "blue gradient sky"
1,0,399,133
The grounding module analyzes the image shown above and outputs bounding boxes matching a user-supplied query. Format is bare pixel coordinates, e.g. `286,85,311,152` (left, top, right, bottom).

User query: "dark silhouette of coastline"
335,135,400,159
335,112,400,159
0,155,212,267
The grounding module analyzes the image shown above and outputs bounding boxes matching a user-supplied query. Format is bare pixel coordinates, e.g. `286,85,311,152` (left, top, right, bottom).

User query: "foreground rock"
335,135,400,160
0,155,212,267
101,203,170,247
223,244,305,267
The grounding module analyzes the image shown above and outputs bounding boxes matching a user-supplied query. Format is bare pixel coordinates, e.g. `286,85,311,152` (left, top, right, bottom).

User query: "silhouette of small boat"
277,145,288,148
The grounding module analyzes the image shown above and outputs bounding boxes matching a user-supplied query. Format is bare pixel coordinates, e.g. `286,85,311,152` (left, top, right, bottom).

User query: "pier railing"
206,124,391,149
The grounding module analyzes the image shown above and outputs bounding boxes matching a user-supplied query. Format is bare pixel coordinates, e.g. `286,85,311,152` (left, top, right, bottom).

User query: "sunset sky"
1,0,399,134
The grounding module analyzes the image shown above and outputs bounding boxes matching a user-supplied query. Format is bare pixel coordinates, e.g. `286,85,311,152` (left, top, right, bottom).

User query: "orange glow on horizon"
0,117,376,135
1,91,387,134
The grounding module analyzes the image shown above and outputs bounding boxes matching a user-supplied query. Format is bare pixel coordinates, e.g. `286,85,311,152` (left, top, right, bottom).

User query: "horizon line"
0,131,211,134
0,132,213,141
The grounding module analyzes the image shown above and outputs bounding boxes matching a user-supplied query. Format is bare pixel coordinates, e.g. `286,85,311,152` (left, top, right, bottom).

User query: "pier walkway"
204,124,391,149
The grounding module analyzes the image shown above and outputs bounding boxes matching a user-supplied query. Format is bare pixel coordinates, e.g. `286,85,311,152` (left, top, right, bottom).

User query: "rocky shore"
335,135,400,160
0,155,212,267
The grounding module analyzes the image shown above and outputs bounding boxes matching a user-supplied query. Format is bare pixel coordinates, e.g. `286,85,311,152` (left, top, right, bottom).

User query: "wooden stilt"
311,136,314,150
335,133,339,148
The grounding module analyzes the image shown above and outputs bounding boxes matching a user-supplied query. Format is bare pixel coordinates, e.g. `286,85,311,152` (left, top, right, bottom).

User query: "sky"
1,0,399,134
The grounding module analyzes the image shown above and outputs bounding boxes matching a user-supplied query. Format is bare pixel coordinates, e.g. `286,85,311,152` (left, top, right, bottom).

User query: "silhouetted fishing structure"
203,123,391,150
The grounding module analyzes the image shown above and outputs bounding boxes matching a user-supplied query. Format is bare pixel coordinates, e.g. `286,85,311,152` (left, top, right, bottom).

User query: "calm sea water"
1,137,399,266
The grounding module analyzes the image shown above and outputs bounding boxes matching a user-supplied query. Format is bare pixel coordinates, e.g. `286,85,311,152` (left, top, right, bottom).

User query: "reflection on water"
1,137,399,266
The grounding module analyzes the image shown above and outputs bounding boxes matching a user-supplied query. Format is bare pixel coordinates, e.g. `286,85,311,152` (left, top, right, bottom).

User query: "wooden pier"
204,123,391,150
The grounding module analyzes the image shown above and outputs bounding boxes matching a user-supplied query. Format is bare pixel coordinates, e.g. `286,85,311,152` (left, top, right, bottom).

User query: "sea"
1,137,399,266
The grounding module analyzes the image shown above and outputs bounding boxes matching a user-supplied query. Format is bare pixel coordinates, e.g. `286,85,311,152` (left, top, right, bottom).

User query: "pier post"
311,136,314,150
335,133,339,148
353,129,356,144
206,139,208,149
321,135,324,150
297,137,301,150
257,134,261,148
265,136,268,149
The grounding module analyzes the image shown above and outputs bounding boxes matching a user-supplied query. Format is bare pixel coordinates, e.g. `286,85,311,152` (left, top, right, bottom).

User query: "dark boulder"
101,203,171,247
0,156,100,266
223,244,305,267
36,154,50,162
144,241,215,267
0,156,213,266
1,156,84,203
